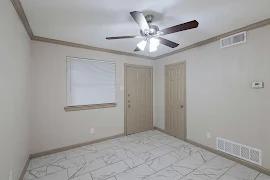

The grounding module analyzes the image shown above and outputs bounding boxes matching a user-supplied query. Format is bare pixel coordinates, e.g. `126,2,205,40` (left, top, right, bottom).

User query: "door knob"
128,105,131,108
180,105,184,108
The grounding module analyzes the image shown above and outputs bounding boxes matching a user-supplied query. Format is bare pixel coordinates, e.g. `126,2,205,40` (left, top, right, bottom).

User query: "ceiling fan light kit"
106,11,199,53
137,40,147,51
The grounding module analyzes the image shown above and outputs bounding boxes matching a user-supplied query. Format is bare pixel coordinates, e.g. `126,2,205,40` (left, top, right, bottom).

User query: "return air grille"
220,31,246,48
216,138,262,165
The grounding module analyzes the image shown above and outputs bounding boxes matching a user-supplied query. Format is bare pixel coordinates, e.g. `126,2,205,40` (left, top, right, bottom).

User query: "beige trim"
30,133,125,159
164,61,187,140
186,139,270,176
19,156,31,180
153,126,166,133
10,0,34,39
64,103,117,112
32,36,154,60
154,18,270,60
124,64,154,135
153,127,270,176
11,0,270,60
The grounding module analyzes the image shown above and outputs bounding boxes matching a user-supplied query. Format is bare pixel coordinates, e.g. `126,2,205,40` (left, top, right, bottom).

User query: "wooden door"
125,65,153,135
165,62,186,140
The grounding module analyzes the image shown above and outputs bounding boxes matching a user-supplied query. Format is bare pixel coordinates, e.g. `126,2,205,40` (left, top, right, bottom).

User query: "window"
65,57,116,111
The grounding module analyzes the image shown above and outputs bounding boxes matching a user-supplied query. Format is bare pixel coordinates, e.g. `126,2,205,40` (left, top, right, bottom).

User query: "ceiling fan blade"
158,37,179,48
160,20,199,35
106,35,140,40
134,47,141,52
130,11,149,32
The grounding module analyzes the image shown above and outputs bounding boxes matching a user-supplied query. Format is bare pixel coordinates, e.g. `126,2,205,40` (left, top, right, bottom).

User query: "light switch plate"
207,132,211,139
90,128,95,134
9,170,12,180
120,86,124,91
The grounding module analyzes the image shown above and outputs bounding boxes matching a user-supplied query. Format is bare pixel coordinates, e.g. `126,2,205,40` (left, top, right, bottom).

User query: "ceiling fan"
106,11,199,52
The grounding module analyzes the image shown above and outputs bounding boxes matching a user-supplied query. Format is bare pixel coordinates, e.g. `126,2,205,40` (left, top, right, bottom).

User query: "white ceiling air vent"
217,137,262,166
220,32,246,48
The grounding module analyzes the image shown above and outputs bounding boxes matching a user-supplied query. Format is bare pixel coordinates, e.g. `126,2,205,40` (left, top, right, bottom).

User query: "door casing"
164,61,187,140
124,64,153,135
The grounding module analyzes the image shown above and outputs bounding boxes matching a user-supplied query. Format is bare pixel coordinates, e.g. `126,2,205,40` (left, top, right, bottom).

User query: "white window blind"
66,57,116,106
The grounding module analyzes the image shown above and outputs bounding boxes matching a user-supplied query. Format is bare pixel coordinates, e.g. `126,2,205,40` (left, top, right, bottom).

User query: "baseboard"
19,155,31,180
153,127,270,176
153,126,166,133
30,133,125,159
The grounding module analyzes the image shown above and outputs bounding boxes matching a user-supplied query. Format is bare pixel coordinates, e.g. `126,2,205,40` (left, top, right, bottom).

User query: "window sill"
64,103,117,112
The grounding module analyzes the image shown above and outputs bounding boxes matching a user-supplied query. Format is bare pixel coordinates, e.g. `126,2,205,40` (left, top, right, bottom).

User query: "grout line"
216,163,237,180
254,173,261,180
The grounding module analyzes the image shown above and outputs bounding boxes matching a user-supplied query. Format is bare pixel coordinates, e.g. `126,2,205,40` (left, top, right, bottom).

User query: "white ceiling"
21,0,270,58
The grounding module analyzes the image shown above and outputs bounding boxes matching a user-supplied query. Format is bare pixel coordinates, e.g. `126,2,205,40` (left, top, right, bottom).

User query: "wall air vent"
216,137,262,166
220,32,246,48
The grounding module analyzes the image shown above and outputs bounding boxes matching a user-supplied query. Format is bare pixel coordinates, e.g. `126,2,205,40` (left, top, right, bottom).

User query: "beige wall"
30,41,154,153
0,1,32,179
154,25,270,169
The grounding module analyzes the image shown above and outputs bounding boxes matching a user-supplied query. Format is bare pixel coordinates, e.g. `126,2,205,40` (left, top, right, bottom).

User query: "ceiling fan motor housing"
140,14,160,37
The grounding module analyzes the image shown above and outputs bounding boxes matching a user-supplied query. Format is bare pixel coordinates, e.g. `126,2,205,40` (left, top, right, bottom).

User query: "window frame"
64,56,117,112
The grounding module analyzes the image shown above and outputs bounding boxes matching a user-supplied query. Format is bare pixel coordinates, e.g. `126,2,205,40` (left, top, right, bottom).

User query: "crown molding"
10,0,270,60
153,18,270,60
31,36,155,60
10,0,34,39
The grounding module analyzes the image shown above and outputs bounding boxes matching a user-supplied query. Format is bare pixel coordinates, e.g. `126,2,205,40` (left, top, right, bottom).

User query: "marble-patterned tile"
81,145,98,152
169,150,189,160
177,143,202,155
168,140,188,149
66,148,94,159
124,151,156,168
94,140,121,150
53,156,86,169
256,173,270,180
102,148,128,165
148,139,176,147
115,164,155,180
29,164,66,178
146,154,179,172
219,163,259,180
27,152,66,170
106,177,117,180
144,166,183,180
46,165,66,174
116,136,141,144
148,145,175,157
29,166,47,178
180,170,213,180
68,158,106,179
130,144,157,155
70,173,92,180
23,171,36,180
192,149,217,163
194,149,217,163
171,155,205,175
84,148,115,162
133,137,152,145
33,169,68,180
149,135,172,142
197,156,236,179
91,161,129,180
114,142,138,150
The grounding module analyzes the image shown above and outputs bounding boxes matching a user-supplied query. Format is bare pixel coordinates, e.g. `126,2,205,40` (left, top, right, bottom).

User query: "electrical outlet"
207,132,211,139
9,170,12,180
90,128,95,134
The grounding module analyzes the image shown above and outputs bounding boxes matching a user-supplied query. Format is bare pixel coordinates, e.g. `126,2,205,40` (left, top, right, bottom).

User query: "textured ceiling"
21,0,270,57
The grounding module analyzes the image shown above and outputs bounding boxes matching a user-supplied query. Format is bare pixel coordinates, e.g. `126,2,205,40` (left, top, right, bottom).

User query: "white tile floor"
24,130,270,180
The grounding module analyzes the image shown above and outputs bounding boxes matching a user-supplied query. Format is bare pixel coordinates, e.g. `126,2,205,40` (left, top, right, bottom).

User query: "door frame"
124,64,154,135
164,61,187,140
